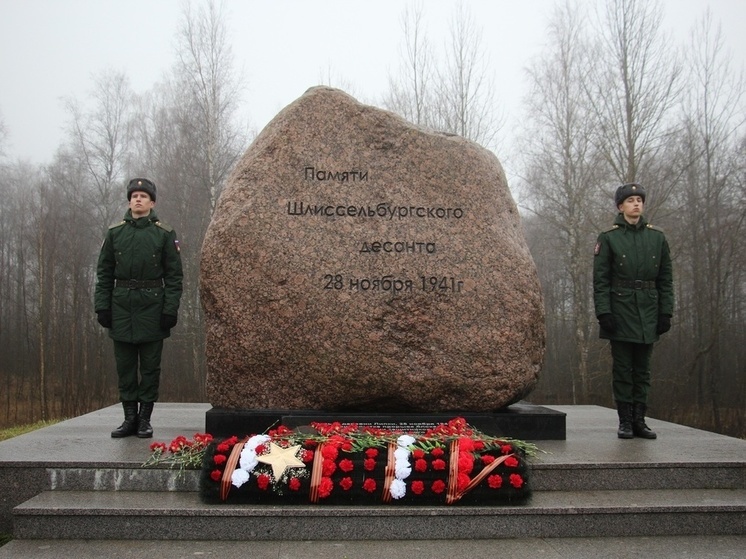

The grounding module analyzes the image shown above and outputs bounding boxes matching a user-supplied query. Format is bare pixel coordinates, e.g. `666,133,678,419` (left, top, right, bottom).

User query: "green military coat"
593,213,674,344
95,209,183,344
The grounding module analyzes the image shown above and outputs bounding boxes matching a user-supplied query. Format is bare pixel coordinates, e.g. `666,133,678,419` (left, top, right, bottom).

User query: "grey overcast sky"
1,0,745,165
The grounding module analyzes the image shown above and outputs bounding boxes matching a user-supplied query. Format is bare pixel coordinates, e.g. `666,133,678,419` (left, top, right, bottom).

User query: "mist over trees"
0,0,743,437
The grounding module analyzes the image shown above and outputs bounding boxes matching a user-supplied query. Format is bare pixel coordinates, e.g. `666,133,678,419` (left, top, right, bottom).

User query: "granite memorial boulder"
200,87,545,412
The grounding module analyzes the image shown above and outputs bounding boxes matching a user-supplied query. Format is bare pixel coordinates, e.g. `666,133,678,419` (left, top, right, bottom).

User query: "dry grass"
0,419,61,442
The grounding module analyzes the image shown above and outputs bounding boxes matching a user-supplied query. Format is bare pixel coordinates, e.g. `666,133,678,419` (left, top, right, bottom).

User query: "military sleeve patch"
174,239,181,253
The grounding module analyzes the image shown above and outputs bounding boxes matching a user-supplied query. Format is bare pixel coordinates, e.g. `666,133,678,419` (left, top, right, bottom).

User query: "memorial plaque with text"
201,87,545,412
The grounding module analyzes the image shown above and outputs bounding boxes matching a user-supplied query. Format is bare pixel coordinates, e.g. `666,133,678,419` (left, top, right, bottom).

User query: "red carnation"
216,442,230,453
431,480,446,494
363,478,377,493
431,447,445,458
364,458,376,471
365,448,379,459
321,445,339,461
482,455,495,465
458,452,475,473
301,449,314,463
458,437,476,452
432,459,446,471
474,440,485,451
414,458,428,472
457,472,471,492
411,480,425,495
288,477,301,491
210,469,222,482
256,474,271,490
339,459,354,473
322,458,337,477
339,477,353,491
505,456,519,468
501,444,513,455
509,474,524,488
318,477,334,499
213,454,227,466
150,442,167,453
412,449,425,460
488,474,503,489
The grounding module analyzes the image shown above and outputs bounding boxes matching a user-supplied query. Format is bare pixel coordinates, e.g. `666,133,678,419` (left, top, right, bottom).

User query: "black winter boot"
111,401,139,438
137,401,154,438
616,402,634,439
632,402,657,439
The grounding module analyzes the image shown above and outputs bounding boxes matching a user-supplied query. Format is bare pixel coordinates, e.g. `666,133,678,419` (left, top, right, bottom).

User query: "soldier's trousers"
113,339,164,403
610,340,654,405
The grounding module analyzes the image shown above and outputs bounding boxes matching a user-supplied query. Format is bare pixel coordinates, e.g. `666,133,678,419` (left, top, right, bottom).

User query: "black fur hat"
614,183,645,207
127,178,157,202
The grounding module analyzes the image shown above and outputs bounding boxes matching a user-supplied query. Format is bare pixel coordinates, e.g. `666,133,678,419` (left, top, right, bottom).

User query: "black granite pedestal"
205,402,566,440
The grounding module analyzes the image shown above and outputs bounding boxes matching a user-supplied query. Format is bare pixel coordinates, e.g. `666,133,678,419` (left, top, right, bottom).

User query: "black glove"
657,314,671,335
160,314,178,330
96,310,112,329
598,313,616,333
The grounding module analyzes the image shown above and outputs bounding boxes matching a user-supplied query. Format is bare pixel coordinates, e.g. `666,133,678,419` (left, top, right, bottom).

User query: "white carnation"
389,478,407,499
246,434,270,450
231,468,250,488
397,434,416,448
394,462,412,479
239,449,258,472
394,447,410,462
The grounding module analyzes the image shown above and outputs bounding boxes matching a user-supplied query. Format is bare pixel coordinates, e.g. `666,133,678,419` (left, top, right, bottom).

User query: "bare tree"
662,9,746,432
586,0,682,209
0,110,7,159
382,1,434,127
174,0,245,213
63,69,135,230
432,1,503,150
519,1,608,403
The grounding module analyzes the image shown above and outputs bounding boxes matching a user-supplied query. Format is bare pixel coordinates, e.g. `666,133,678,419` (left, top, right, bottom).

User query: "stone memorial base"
205,403,566,441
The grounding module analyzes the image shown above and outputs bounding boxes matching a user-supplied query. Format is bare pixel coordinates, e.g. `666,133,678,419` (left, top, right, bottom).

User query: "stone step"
42,458,745,493
13,488,746,540
3,535,746,559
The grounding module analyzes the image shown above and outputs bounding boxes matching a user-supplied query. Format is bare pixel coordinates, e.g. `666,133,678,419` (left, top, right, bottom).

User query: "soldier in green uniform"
95,178,183,438
593,183,674,439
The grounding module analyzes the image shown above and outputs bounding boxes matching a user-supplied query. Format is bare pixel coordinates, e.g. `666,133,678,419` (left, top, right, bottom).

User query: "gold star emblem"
256,442,306,479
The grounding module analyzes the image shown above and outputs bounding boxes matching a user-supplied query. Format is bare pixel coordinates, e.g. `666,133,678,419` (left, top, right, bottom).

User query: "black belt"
613,279,656,290
114,279,164,289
